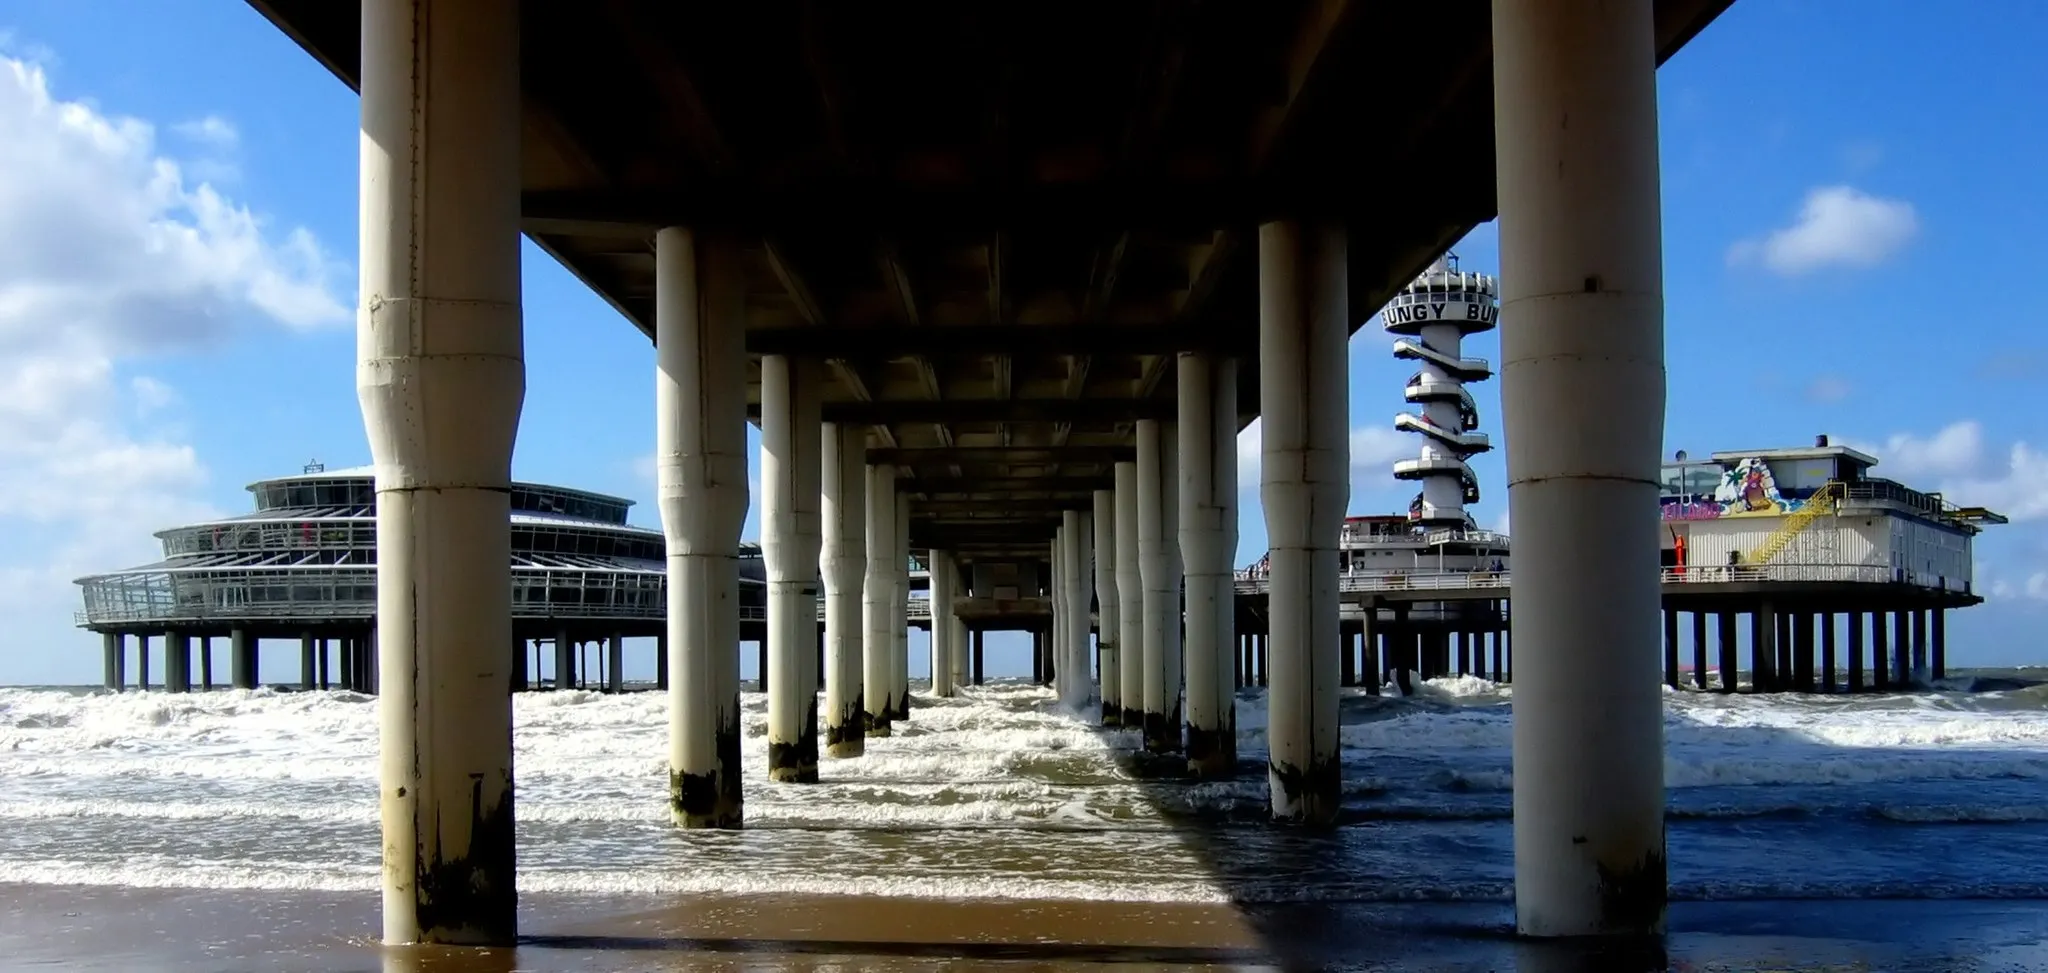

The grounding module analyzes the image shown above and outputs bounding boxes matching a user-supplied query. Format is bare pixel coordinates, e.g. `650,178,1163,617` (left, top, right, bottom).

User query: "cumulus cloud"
1233,417,1412,499
1727,185,1918,276
1848,420,2048,522
0,55,346,672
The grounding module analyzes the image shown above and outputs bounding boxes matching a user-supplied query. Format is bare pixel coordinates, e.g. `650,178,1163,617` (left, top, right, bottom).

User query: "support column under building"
950,553,972,699
1258,221,1347,821
1911,608,1929,685
136,634,150,691
166,631,190,693
1819,613,1837,693
1872,611,1891,690
102,632,123,691
231,628,257,690
1093,488,1121,724
1932,608,1946,681
1136,418,1182,753
1691,611,1709,691
555,629,574,691
1061,508,1093,711
1893,611,1911,687
1756,605,1778,692
822,423,867,759
1180,352,1239,777
1494,0,1666,936
762,354,823,783
1717,612,1738,694
656,226,747,829
1114,461,1144,729
300,633,317,691
606,636,624,693
893,493,911,720
1848,611,1866,692
199,636,214,690
863,465,898,736
931,551,958,697
359,0,521,943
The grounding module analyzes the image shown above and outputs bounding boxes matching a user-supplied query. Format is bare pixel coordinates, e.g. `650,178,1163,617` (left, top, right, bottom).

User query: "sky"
3,2,2047,685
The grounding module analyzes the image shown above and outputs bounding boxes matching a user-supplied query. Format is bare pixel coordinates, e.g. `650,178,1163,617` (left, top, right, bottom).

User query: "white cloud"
172,115,237,147
1727,185,1918,276
0,56,345,681
1849,420,2048,522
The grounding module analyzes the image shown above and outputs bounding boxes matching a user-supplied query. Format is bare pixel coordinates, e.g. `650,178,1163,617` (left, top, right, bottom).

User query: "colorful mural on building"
1660,457,1813,522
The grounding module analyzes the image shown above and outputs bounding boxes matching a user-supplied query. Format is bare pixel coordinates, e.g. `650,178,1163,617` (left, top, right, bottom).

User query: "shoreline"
8,884,2048,971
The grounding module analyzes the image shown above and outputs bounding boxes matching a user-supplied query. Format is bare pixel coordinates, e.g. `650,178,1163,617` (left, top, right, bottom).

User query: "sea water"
3,674,2047,906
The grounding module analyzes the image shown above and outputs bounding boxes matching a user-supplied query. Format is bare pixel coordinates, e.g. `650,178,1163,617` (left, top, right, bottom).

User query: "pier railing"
1232,562,1968,595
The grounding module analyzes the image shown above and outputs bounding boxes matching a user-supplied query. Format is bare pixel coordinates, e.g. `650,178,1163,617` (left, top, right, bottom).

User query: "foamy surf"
4,673,2047,902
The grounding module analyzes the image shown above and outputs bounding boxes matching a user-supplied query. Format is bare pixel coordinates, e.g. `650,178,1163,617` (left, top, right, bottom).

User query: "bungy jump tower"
1386,253,1500,534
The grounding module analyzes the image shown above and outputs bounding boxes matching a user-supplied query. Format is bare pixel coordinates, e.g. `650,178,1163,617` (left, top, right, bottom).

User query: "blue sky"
3,2,2046,685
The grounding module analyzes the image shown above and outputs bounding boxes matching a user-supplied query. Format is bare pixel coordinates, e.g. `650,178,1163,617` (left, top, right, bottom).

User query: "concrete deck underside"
246,0,1729,563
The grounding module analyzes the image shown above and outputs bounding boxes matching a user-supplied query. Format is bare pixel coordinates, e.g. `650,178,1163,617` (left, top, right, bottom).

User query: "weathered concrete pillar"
863,465,897,736
230,629,257,690
1093,488,1121,724
762,354,823,783
1931,608,1946,680
165,631,189,694
1113,461,1144,728
1755,605,1777,692
135,634,151,691
1662,610,1679,689
1691,611,1708,690
1136,419,1182,753
199,636,214,690
1180,352,1239,778
972,630,986,685
359,0,522,941
1258,220,1347,822
1872,610,1891,689
950,554,972,697
1847,611,1865,691
1495,0,1666,936
102,632,123,691
655,632,668,691
893,494,912,720
555,628,574,691
1716,612,1736,693
1911,608,1930,685
606,635,624,693
931,550,958,697
1892,611,1911,686
655,226,748,829
1819,613,1836,693
1794,613,1815,692
822,423,867,759
300,633,318,691
1060,508,1093,710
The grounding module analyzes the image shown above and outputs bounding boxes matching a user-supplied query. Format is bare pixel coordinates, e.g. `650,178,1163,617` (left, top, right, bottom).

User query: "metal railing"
1232,562,1969,595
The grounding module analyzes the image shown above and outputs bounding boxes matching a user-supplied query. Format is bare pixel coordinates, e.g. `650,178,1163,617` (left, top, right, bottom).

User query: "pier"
228,0,1741,945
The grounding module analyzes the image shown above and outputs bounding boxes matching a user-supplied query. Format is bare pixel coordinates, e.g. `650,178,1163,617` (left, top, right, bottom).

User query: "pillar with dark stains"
655,226,748,829
863,464,897,736
231,628,257,690
821,422,866,759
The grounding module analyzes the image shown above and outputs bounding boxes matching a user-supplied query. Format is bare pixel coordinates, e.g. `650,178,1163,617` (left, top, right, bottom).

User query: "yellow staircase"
1745,481,1844,565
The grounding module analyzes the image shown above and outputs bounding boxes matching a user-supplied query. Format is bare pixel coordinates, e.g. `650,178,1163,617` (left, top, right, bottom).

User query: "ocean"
5,672,2048,969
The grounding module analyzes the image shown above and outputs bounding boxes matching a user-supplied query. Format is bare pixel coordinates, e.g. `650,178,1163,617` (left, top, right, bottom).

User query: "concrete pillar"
230,629,257,690
134,634,150,691
299,633,317,691
1179,352,1238,777
1892,611,1911,686
930,550,958,697
102,632,123,691
166,631,189,693
507,637,526,693
1911,608,1929,685
199,636,214,690
1847,611,1865,692
1093,488,1121,724
606,635,624,692
555,628,574,691
1494,0,1666,936
1662,610,1679,689
951,556,972,697
893,493,912,720
1819,613,1836,693
762,354,824,782
1060,508,1093,710
338,636,354,693
1715,612,1735,693
1365,611,1381,693
359,0,522,941
1690,612,1708,690
1257,220,1347,822
1793,613,1815,692
1136,419,1182,753
1755,605,1778,692
1872,611,1891,689
317,638,330,690
655,632,668,691
1113,461,1144,729
972,630,986,685
655,227,748,829
863,465,897,736
822,423,867,759
1932,608,1946,681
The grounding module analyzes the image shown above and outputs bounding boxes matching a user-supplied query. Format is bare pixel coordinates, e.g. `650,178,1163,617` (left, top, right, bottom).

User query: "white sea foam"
4,675,2047,902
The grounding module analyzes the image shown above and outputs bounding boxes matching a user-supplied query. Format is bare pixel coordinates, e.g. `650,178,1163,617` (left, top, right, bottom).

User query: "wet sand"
7,885,2048,972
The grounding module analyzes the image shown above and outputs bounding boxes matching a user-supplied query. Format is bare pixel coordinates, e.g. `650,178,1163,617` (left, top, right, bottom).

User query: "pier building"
77,464,935,694
249,0,1738,943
